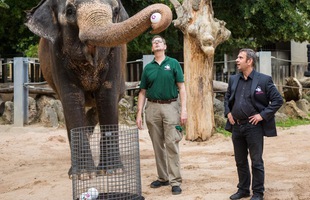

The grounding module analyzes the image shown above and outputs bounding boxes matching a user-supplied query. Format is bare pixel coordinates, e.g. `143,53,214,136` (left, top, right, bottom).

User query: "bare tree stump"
213,80,228,93
283,77,302,101
169,0,230,141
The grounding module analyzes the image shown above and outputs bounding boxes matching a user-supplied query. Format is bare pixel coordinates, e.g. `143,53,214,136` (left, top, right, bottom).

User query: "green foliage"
0,0,9,9
0,0,40,57
215,127,231,137
276,117,310,127
24,44,38,57
122,0,183,60
0,0,309,59
213,0,310,54
216,116,310,137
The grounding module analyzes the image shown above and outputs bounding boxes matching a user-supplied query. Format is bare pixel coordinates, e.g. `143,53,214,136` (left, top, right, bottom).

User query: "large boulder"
36,95,64,127
118,96,136,126
295,99,310,113
213,97,226,128
278,100,310,120
1,101,14,124
28,97,38,124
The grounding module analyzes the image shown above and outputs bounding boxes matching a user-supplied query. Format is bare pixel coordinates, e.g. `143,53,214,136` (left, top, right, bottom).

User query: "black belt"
236,118,249,125
148,98,177,104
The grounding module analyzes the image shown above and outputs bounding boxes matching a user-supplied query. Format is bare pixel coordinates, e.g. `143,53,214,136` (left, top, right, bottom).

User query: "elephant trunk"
77,3,172,47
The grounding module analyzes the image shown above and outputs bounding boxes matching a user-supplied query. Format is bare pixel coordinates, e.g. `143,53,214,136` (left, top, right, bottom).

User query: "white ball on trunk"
150,12,162,23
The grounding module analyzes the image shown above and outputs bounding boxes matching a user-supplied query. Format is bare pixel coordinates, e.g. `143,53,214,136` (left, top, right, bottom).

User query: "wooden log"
213,80,228,93
0,80,228,94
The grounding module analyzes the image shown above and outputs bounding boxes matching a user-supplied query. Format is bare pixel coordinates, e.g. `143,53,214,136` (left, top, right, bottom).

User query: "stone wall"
0,95,136,127
1,93,309,128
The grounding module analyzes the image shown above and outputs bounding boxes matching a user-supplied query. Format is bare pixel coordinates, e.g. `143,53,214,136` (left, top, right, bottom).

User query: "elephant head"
25,0,173,47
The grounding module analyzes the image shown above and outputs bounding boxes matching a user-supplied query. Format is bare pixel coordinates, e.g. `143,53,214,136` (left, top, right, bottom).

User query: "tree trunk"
169,0,230,141
184,35,215,141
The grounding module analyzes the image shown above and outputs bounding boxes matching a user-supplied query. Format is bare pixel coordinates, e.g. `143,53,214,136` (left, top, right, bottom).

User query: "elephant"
25,0,172,179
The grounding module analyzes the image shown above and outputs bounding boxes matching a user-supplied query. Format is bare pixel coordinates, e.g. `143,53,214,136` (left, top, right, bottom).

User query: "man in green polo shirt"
136,35,187,195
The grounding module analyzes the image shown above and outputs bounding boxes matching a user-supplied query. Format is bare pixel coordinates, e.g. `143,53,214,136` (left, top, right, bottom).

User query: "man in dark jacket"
224,48,283,200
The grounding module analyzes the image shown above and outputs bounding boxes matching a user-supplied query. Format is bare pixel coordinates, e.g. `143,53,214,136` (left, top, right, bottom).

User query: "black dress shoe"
250,194,264,200
172,186,182,195
230,191,250,200
150,180,169,188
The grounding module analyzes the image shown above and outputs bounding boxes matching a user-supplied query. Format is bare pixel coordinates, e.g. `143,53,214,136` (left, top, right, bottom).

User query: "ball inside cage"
70,125,144,200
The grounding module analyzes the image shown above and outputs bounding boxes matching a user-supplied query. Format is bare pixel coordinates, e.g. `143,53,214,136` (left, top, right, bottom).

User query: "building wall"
291,40,308,65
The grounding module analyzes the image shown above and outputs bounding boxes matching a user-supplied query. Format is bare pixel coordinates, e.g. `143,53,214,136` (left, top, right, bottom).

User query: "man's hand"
249,114,263,125
180,111,187,126
227,113,235,125
136,113,143,130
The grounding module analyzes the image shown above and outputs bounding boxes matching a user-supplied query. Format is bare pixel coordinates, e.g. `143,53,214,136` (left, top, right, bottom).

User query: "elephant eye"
66,5,76,17
114,6,121,16
112,7,120,22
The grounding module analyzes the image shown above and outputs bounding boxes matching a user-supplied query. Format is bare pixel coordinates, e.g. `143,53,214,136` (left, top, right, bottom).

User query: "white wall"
291,40,308,65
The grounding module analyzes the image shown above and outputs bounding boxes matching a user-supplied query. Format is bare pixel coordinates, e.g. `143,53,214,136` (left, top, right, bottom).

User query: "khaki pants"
145,101,183,186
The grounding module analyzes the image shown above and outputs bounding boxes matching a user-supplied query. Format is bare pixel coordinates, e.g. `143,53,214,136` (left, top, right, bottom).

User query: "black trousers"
232,122,264,195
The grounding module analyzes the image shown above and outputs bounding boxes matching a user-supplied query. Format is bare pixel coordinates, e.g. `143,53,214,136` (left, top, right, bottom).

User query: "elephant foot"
68,167,73,179
97,161,123,170
67,167,96,180
78,171,97,181
96,168,124,176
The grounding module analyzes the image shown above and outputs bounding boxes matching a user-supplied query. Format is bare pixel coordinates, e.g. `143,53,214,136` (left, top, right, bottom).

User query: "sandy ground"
0,124,309,200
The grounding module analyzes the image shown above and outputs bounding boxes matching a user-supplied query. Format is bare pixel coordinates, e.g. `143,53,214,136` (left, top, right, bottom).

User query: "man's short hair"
151,35,166,44
240,48,257,67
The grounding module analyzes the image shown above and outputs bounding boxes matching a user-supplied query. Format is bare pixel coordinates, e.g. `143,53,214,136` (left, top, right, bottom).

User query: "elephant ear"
25,0,59,43
115,1,129,22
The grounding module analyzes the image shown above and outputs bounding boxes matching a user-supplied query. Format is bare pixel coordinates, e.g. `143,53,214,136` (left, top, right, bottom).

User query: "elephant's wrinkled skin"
25,0,172,178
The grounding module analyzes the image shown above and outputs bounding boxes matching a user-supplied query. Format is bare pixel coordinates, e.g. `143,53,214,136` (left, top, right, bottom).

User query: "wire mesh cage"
70,124,144,200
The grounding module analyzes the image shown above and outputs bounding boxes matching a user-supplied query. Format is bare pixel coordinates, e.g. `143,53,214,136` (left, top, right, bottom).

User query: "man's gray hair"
240,48,257,67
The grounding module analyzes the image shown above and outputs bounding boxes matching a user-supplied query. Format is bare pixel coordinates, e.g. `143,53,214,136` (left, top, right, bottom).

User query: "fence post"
141,55,154,129
13,57,29,127
258,51,272,76
304,44,310,77
142,55,154,68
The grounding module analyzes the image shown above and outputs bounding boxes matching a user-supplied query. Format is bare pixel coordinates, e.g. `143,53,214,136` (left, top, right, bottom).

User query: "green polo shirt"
140,56,184,100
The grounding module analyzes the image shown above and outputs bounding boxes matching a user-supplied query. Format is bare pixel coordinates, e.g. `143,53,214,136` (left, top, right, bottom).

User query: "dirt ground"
0,124,309,200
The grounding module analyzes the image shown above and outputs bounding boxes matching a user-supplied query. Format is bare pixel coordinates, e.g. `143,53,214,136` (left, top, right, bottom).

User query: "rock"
275,112,288,123
28,97,38,124
296,99,310,113
36,95,55,117
37,95,63,127
299,77,310,88
278,100,310,120
1,101,14,124
213,97,224,116
214,113,226,128
52,99,65,125
40,106,58,127
118,96,136,126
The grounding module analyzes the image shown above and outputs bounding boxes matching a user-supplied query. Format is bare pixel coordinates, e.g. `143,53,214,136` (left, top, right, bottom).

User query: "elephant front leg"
95,88,124,175
60,89,96,180
73,129,97,180
97,126,124,175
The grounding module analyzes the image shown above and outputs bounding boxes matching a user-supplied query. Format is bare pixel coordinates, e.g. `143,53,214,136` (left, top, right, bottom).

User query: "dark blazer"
224,70,283,137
